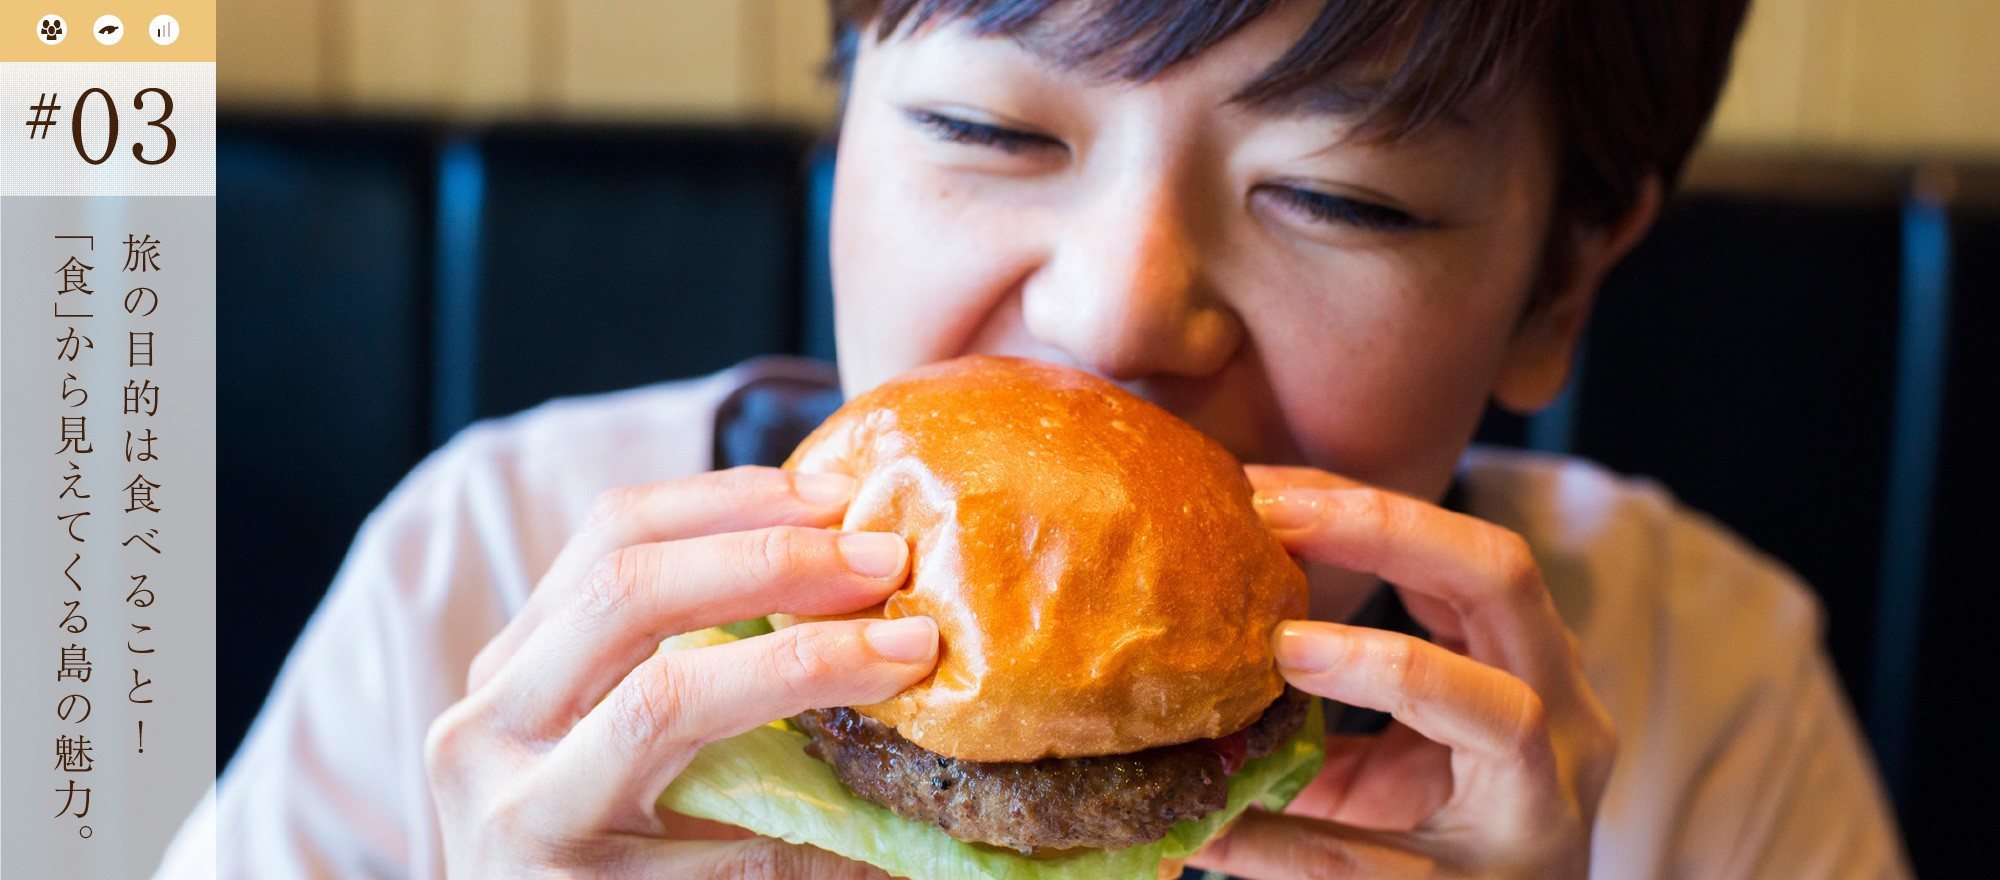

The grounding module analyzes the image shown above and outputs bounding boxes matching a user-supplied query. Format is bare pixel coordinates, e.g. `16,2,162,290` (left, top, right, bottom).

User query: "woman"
160,0,1910,877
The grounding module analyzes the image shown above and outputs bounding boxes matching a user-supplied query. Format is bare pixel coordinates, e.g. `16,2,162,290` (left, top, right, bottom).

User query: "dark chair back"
1576,186,1905,711
440,124,815,439
217,119,437,761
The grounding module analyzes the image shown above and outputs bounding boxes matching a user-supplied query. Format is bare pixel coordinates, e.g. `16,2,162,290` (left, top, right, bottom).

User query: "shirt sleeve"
1666,618,1913,880
152,424,525,880
1637,523,1915,880
1397,450,1915,879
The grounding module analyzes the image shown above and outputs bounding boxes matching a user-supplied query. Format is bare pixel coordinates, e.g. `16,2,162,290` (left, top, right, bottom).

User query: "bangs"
830,0,1554,140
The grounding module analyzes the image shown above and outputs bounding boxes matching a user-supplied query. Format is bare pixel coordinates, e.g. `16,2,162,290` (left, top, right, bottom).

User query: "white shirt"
155,356,1912,879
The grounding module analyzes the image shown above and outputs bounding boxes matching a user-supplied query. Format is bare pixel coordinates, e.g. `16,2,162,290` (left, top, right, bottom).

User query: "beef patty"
794,687,1312,853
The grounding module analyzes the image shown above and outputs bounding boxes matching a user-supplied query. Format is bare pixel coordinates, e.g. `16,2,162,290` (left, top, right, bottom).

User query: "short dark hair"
824,0,1751,230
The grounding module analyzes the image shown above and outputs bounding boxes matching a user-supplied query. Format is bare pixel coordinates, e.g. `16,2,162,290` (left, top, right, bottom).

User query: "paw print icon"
38,14,67,45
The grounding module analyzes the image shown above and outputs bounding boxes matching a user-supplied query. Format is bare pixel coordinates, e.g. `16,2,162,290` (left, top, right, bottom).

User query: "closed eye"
904,108,1062,156
1261,186,1431,233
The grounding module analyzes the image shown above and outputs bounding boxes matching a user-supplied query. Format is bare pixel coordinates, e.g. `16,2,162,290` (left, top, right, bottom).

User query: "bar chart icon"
148,14,178,45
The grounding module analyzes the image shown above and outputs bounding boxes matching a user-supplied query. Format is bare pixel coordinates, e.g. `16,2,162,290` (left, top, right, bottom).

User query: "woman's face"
831,1,1567,517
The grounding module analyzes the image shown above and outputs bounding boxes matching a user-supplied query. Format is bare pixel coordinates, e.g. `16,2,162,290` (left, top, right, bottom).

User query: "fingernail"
865,616,937,664
1253,490,1320,530
1274,621,1341,674
838,531,908,579
793,471,856,507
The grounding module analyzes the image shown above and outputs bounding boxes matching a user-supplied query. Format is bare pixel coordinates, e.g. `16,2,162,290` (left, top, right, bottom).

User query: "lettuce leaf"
657,621,1326,880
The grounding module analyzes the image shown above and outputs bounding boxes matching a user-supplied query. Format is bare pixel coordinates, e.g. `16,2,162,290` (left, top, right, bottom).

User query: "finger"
492,526,910,733
471,466,856,690
1188,810,1433,880
551,468,857,602
1245,469,1474,650
544,616,937,827
1275,620,1551,764
1244,463,1368,493
1245,466,1467,641
1252,485,1574,686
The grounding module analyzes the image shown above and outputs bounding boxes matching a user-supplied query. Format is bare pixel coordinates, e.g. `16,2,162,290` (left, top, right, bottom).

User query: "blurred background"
216,1,1995,875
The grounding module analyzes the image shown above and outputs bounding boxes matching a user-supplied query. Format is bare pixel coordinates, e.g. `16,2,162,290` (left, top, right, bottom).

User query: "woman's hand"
1190,466,1616,879
425,465,936,879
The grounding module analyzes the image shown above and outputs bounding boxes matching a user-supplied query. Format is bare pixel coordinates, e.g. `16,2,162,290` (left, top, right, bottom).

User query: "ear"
1492,176,1664,414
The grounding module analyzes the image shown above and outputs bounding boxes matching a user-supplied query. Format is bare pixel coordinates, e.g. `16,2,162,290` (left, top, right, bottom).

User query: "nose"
1020,168,1242,381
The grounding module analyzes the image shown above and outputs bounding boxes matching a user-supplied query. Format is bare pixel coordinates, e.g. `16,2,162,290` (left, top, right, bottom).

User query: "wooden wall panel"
219,0,329,105
337,0,456,108
443,0,540,114
1707,0,1815,148
1706,0,1998,157
755,0,842,125
323,0,534,112
218,0,1998,157
1834,0,1998,154
1791,0,1864,149
559,0,753,119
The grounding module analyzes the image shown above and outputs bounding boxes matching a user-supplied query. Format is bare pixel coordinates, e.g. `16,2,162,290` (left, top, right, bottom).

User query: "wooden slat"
1771,0,2000,157
558,0,752,119
322,0,535,112
756,0,842,125
336,0,454,108
1708,0,1815,148
233,0,1997,154
218,0,328,105
1839,0,2000,155
443,0,539,114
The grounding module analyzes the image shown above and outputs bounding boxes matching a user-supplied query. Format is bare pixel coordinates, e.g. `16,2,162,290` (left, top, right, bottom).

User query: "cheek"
829,130,1040,394
1242,230,1539,495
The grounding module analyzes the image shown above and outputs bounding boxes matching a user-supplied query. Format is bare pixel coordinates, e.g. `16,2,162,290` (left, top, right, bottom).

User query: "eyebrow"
1238,78,1384,119
1000,24,1105,82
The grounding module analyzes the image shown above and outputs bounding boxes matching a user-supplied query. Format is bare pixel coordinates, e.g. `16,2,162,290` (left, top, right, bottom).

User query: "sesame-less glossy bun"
781,354,1308,762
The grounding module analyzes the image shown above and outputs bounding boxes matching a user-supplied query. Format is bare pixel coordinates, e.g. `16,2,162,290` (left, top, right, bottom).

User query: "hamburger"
784,354,1311,845
658,354,1325,880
